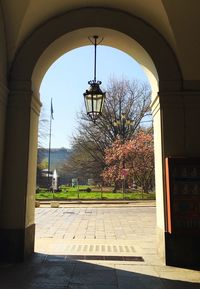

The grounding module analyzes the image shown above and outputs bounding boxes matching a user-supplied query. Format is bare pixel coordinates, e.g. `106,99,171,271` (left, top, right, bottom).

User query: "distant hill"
37,147,72,171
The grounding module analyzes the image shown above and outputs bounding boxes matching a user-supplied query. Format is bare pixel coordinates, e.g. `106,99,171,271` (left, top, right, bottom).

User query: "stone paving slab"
35,206,157,265
0,205,200,289
35,206,156,241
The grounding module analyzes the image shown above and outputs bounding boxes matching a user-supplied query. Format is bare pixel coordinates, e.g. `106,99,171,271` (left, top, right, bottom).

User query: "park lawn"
36,191,78,199
59,185,95,192
36,190,155,200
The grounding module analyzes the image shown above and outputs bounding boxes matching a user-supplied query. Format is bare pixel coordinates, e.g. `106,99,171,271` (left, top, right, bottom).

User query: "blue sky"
40,45,148,149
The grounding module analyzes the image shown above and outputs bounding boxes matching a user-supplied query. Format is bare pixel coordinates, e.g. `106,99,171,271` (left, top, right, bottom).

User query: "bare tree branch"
64,78,152,182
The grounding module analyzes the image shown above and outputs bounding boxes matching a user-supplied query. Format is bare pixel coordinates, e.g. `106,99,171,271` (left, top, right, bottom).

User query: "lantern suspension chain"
94,36,97,82
88,36,104,82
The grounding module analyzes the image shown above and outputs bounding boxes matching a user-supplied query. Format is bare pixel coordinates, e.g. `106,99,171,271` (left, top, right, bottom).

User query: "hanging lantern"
83,36,106,123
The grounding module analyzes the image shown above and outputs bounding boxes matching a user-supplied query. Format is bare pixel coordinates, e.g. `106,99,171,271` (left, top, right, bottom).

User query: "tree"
68,78,152,182
102,130,154,192
78,78,151,142
61,140,104,184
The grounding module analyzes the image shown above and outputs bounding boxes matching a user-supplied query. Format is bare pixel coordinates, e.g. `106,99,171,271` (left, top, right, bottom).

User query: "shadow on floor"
0,253,200,289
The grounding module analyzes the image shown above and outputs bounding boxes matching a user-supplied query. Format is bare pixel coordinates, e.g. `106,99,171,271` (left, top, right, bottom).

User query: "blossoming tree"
102,131,154,192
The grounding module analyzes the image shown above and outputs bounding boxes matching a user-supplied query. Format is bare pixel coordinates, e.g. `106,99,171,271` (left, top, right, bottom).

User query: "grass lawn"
36,186,155,200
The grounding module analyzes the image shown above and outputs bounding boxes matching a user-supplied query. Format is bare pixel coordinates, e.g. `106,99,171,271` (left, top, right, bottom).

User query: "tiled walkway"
0,204,200,289
35,206,157,260
35,206,156,240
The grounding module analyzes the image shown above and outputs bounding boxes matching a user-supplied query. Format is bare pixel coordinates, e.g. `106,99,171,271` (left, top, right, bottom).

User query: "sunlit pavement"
0,203,200,289
35,205,158,262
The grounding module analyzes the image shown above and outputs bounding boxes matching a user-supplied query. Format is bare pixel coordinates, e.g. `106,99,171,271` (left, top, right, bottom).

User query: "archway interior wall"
3,7,183,263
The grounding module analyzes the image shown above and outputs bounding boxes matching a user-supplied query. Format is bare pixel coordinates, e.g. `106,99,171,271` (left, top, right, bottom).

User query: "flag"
51,98,54,119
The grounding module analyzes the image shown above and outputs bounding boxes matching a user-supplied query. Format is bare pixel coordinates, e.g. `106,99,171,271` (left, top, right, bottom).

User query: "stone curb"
36,200,156,207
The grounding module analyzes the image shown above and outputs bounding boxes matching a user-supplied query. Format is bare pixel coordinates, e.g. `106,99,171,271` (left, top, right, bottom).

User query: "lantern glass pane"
96,95,102,112
100,94,105,113
85,94,92,113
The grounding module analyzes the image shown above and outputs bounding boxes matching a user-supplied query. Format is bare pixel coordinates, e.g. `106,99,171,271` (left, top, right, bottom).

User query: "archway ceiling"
1,0,200,80
2,0,175,61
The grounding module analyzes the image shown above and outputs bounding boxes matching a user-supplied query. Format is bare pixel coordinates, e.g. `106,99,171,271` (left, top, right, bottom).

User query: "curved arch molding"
9,7,182,91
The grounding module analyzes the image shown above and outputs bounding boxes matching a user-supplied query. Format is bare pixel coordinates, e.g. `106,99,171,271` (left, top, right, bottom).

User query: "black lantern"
83,36,106,123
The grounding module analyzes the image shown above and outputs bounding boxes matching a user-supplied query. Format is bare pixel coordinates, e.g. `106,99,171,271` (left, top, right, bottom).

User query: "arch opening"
35,41,157,260
4,7,184,265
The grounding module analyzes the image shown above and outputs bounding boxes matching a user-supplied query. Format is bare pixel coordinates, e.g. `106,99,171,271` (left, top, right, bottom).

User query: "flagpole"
48,98,53,187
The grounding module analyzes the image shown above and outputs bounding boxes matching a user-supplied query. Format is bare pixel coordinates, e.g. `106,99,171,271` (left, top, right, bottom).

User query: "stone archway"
1,7,183,264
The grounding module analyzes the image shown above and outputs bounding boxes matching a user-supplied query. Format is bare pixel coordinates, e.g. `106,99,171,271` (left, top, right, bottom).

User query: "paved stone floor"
0,204,200,289
35,205,157,260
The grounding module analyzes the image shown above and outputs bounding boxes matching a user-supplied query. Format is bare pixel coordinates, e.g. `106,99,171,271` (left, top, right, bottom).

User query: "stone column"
151,94,166,264
0,81,8,202
0,81,41,262
152,89,200,267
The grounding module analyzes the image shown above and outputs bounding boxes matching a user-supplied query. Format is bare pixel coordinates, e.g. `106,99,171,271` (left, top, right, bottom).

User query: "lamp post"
113,113,133,142
83,36,106,123
113,111,133,196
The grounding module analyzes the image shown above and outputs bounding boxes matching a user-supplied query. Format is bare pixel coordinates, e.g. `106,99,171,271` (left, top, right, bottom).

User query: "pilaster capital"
159,80,182,92
8,80,33,106
159,91,184,110
151,89,200,117
157,90,200,105
151,91,184,117
182,90,200,108
8,80,41,115
183,80,200,90
8,80,32,92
